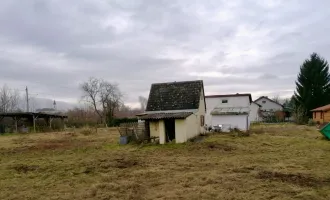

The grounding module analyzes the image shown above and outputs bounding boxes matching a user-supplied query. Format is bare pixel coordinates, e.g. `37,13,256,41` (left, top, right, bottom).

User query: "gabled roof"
252,102,262,107
146,80,205,112
254,96,283,107
311,104,330,112
205,93,252,103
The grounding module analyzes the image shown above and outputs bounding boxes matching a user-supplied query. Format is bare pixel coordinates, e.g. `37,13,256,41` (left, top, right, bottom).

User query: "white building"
254,96,283,111
249,102,261,122
205,94,252,132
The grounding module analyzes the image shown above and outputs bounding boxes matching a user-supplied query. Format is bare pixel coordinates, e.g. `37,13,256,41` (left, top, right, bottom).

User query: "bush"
108,118,138,127
80,127,96,135
229,127,250,137
307,118,316,126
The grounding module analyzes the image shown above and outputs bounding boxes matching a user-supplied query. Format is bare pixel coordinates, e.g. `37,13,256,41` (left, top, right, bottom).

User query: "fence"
118,122,146,141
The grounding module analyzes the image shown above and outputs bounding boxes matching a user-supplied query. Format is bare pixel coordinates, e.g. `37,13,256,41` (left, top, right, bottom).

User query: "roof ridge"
151,80,203,85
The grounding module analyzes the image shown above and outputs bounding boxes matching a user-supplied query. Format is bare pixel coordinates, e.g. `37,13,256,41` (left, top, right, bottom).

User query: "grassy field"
1,124,330,200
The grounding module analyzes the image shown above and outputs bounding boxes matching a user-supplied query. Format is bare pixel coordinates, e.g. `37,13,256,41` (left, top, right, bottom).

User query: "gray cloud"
1,0,330,108
259,73,278,80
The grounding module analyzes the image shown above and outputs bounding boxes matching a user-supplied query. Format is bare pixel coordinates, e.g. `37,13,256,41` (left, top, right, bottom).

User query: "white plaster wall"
255,97,283,111
158,120,165,144
205,96,250,126
249,103,260,122
197,89,206,134
175,119,186,143
185,114,198,140
211,115,249,131
149,121,160,137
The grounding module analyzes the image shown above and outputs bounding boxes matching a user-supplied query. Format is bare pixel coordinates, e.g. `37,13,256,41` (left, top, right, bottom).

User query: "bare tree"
138,96,148,111
81,77,103,123
80,77,123,126
0,84,20,112
271,95,281,103
292,104,308,124
100,81,123,125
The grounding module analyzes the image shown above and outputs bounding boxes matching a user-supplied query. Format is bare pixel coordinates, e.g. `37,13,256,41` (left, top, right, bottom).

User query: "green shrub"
307,118,316,126
108,118,138,127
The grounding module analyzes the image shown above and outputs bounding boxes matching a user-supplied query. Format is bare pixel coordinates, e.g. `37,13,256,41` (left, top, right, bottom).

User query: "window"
262,101,266,104
321,112,323,119
222,99,228,103
200,115,205,126
314,112,316,118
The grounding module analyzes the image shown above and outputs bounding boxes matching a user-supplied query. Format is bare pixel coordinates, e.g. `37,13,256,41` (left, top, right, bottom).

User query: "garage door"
211,115,248,131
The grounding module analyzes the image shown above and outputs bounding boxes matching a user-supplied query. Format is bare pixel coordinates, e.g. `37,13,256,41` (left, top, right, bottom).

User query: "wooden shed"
311,104,330,123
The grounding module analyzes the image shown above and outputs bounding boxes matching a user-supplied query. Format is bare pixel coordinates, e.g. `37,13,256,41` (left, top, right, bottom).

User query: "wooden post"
61,118,64,131
49,117,53,128
14,117,18,133
33,115,36,133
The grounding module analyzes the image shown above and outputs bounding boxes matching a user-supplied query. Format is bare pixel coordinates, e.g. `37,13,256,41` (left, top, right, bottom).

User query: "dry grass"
1,124,330,200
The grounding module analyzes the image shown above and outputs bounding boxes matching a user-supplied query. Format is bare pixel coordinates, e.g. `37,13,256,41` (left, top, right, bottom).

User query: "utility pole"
26,86,29,112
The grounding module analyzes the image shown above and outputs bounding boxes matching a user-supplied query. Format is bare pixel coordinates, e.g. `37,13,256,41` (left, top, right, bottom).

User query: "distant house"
254,96,283,111
205,94,252,132
249,102,261,122
311,104,330,124
254,96,284,121
137,80,206,144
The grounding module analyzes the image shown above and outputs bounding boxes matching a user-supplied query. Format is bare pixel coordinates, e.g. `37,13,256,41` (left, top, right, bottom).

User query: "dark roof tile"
146,80,204,111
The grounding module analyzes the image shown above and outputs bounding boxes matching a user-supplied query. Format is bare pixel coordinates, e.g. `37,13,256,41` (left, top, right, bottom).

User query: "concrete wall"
197,89,206,134
185,114,198,141
149,121,159,137
158,120,165,144
175,119,186,143
255,97,283,111
211,115,249,131
205,96,250,126
149,120,166,144
249,103,260,122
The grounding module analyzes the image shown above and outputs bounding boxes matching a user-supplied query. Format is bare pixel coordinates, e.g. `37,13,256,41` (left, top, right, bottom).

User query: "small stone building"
138,80,206,144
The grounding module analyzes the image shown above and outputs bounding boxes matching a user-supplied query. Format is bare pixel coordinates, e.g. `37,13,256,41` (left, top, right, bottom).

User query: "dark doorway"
164,119,175,142
145,121,150,139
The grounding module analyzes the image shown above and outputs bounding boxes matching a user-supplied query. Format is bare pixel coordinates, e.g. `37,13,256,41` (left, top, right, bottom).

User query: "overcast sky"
1,0,330,108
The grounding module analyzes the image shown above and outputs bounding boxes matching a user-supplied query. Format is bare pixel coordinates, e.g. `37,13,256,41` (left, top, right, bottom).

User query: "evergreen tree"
294,53,330,119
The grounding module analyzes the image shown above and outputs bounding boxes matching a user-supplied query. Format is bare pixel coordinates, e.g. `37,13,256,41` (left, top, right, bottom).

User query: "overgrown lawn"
1,125,330,200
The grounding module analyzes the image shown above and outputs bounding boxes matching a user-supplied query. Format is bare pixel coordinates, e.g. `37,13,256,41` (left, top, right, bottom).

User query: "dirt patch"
79,157,142,174
112,158,139,169
1,137,91,154
10,164,40,173
257,170,330,187
32,138,86,150
86,181,146,200
232,166,256,173
205,142,236,151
